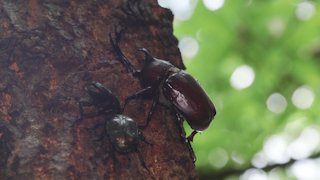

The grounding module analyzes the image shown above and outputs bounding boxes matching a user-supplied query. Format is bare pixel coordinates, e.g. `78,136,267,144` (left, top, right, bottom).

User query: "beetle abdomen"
162,70,216,131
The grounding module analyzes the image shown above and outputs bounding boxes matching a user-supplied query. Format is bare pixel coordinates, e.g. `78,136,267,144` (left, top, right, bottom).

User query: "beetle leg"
186,130,198,143
77,97,117,124
175,113,197,163
135,146,150,173
79,99,94,114
138,131,153,146
121,86,155,112
122,86,158,127
92,121,108,130
109,27,138,74
141,95,158,128
174,113,186,143
76,110,104,124
186,130,198,163
84,117,114,143
110,146,120,172
104,128,121,172
186,139,197,163
76,99,94,123
88,83,120,112
78,99,110,121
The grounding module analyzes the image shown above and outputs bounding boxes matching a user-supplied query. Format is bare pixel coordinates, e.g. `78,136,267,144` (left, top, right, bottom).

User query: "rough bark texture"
0,0,197,179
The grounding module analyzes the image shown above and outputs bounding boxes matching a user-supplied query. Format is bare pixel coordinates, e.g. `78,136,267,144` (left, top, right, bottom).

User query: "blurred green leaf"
173,0,320,179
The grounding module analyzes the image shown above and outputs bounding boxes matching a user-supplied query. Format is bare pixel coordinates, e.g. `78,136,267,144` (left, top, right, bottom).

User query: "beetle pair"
78,81,152,172
109,27,216,162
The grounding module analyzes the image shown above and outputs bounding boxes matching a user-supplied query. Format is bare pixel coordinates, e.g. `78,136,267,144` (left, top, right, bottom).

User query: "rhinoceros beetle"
77,81,151,172
109,28,216,162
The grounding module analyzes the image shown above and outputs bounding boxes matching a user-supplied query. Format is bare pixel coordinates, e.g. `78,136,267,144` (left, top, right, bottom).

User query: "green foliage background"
173,0,320,179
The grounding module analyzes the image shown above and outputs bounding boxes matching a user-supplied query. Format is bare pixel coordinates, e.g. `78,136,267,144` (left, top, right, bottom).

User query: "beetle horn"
138,48,154,63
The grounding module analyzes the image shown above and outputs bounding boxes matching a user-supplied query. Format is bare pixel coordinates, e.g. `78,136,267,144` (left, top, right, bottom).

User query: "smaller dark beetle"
109,28,216,162
78,81,151,172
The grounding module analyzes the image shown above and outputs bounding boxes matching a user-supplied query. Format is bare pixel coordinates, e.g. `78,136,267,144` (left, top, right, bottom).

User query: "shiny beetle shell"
162,69,216,131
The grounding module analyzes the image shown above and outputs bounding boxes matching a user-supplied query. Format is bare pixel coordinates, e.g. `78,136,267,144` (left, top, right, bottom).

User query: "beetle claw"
186,130,198,142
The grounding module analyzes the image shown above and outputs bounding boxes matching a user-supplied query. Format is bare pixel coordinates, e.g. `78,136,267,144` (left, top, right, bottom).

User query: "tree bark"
0,0,197,179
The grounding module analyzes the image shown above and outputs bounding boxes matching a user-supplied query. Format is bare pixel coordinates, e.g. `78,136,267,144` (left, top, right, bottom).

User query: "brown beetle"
109,28,216,162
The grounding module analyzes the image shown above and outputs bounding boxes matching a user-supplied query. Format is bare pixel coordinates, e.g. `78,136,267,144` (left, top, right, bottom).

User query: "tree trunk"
0,0,198,179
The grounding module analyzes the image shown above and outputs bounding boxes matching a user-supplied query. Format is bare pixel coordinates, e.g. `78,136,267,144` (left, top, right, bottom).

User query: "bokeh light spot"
267,93,287,114
196,29,203,41
267,17,285,37
157,0,169,8
232,151,244,164
241,168,268,180
157,0,198,21
230,65,255,90
178,37,199,58
263,135,290,164
203,0,225,11
296,1,316,21
292,86,314,110
269,168,283,180
290,159,320,179
287,139,311,160
208,147,229,168
284,117,306,135
300,126,320,152
288,126,320,160
266,93,287,114
251,152,268,169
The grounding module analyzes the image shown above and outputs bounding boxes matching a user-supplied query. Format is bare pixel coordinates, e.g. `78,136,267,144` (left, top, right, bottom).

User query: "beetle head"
138,48,173,88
